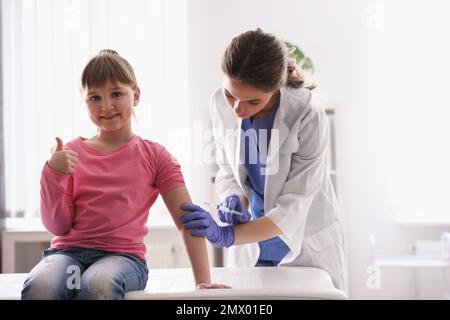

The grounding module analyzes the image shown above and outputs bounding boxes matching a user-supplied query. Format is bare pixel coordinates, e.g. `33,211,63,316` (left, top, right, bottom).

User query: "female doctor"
181,29,346,291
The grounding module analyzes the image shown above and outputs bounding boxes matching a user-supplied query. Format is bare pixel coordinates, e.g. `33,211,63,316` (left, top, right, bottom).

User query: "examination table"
0,266,347,300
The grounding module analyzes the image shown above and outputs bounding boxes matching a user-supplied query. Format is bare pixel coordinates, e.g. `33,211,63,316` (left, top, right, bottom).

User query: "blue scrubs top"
241,94,290,264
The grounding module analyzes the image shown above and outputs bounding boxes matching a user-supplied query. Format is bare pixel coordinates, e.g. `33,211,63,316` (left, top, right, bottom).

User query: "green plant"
285,41,314,74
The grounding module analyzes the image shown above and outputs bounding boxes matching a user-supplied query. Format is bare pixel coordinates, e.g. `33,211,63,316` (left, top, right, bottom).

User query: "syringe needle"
201,201,243,216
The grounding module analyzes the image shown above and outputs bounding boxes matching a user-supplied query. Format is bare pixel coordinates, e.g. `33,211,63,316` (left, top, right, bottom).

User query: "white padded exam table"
0,267,347,300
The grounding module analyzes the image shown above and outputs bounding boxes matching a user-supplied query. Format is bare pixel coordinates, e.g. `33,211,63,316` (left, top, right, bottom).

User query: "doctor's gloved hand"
181,204,235,248
218,195,251,225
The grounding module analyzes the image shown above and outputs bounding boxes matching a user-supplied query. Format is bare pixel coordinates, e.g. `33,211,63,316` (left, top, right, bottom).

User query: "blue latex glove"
218,194,251,225
181,204,235,248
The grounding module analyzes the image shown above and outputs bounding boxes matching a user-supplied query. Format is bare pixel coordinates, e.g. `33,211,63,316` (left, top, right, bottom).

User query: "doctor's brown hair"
81,49,137,90
221,29,314,92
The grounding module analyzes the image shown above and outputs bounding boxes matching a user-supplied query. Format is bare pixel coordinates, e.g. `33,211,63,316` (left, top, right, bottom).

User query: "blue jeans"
21,247,149,300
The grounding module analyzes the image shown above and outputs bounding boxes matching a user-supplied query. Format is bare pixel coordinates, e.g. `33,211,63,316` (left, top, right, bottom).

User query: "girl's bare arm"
161,186,230,288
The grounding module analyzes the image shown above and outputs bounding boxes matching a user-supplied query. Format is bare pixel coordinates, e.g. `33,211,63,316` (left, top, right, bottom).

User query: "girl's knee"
79,273,124,300
21,274,69,300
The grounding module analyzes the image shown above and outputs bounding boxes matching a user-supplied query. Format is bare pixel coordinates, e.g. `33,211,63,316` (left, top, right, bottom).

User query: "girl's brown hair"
81,49,137,90
221,29,313,92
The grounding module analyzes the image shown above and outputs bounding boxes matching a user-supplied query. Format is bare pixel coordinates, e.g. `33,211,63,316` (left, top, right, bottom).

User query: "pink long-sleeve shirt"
40,135,185,260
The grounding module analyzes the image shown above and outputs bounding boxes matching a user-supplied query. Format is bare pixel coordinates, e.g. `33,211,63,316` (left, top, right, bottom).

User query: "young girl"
21,49,228,300
181,29,347,292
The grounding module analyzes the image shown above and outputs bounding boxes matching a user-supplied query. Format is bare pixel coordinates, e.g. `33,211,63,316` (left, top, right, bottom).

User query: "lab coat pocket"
306,221,341,252
305,222,344,290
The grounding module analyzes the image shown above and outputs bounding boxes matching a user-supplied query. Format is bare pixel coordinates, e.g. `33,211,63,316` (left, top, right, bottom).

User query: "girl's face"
84,80,140,133
222,75,277,119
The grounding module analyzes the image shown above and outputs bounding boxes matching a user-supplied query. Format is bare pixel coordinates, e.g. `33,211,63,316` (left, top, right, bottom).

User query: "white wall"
186,0,447,299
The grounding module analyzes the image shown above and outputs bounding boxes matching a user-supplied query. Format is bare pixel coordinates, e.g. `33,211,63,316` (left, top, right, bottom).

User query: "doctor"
181,29,346,291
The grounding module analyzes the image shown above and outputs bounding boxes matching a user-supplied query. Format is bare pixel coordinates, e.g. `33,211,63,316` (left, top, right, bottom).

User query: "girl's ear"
133,86,141,106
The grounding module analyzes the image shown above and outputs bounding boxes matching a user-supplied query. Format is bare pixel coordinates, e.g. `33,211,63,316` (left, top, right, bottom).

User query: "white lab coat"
210,86,347,291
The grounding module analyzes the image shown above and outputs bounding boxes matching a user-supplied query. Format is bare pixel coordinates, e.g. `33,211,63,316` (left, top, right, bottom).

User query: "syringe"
201,201,244,216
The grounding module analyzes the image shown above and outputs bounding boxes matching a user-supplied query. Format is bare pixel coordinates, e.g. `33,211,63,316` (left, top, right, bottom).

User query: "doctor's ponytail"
221,28,316,92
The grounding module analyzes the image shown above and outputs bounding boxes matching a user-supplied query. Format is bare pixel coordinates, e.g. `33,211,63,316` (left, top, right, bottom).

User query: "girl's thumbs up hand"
48,137,79,175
